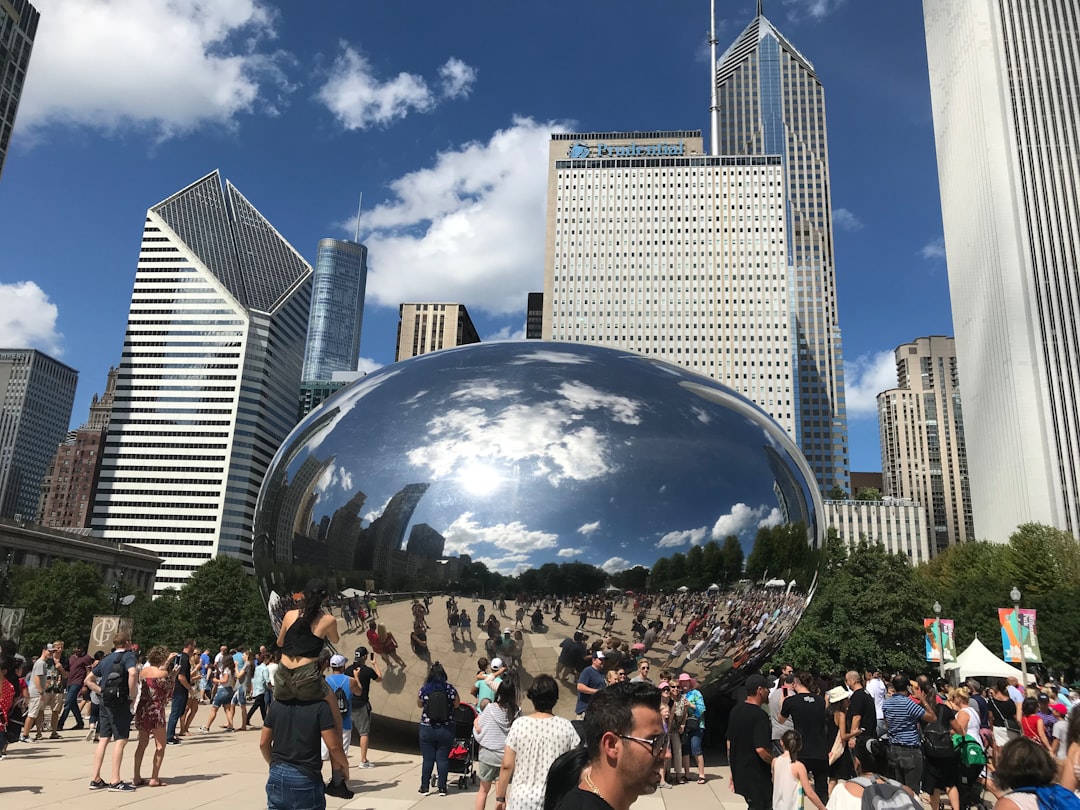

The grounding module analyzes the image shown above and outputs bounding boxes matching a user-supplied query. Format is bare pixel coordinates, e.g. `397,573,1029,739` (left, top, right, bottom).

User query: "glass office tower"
302,238,368,383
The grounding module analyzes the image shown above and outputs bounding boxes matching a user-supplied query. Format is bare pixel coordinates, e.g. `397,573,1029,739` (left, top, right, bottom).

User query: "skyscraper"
877,336,974,554
0,348,78,519
395,303,480,361
93,171,312,594
302,238,368,382
923,0,1080,541
713,7,849,494
0,0,37,180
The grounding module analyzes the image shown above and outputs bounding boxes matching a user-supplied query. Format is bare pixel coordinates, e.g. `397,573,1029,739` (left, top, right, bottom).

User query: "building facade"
395,303,480,362
38,366,118,530
824,498,932,564
878,336,974,553
542,131,796,438
0,0,37,179
713,9,849,494
0,349,78,520
92,171,312,594
923,0,1080,542
526,292,543,339
302,238,368,382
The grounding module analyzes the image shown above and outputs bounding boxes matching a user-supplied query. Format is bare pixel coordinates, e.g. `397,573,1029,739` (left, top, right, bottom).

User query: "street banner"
999,607,1042,663
924,618,957,663
89,615,134,656
0,605,25,643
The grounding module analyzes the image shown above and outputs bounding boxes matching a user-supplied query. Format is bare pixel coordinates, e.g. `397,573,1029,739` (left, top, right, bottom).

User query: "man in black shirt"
727,673,773,810
554,681,664,810
167,639,195,745
780,672,828,803
557,632,588,681
346,646,381,768
260,697,353,805
845,670,876,746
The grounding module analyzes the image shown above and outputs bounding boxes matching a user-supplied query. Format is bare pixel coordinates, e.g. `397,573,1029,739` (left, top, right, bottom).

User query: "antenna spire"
709,0,719,156
354,192,363,243
757,0,764,15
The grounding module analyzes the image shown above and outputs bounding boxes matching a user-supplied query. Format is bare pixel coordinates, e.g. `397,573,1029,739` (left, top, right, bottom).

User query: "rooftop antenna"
709,0,720,155
758,0,764,15
354,192,363,243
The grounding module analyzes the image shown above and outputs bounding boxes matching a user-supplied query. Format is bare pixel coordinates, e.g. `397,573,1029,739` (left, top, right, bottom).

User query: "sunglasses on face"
619,733,670,759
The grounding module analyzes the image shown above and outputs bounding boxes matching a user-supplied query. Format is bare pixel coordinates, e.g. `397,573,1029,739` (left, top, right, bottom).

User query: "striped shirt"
882,694,928,746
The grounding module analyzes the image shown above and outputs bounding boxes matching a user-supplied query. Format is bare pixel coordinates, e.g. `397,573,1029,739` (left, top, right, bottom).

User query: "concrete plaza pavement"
0,723,745,809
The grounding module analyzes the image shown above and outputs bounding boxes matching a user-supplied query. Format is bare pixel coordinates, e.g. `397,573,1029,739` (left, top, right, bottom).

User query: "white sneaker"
361,761,375,768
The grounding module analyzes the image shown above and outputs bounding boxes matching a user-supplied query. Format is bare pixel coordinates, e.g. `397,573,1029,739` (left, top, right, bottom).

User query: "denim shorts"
212,686,234,707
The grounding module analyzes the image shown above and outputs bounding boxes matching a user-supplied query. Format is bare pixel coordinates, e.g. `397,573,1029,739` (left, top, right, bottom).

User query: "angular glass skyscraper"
714,9,849,494
93,171,312,593
0,0,38,180
302,238,368,382
923,0,1080,541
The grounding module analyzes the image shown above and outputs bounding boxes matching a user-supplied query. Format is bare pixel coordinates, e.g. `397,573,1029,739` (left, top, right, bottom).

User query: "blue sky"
0,0,950,477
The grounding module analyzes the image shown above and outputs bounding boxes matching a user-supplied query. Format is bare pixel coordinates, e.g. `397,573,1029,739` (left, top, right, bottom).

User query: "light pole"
1010,586,1028,688
933,600,945,679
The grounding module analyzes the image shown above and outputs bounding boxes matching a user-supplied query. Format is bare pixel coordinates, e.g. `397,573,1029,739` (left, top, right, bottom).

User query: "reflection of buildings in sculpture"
355,483,429,579
526,293,543,340
273,455,335,564
406,522,445,560
764,445,812,541
823,498,932,564
326,489,368,570
772,482,789,527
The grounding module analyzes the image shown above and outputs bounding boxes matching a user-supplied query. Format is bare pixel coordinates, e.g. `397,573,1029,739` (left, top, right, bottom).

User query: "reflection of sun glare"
458,462,503,496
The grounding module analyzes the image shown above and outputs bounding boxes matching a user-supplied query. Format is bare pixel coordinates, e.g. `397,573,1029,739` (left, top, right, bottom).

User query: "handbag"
828,728,846,765
684,716,700,732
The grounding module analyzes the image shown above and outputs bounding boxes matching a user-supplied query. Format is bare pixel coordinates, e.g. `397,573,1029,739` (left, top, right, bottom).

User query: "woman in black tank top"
274,579,340,702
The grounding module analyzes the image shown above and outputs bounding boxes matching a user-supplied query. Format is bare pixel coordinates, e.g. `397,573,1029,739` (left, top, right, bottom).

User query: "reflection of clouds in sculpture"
558,547,586,557
657,526,708,549
408,382,642,486
758,507,784,529
476,552,532,576
313,464,354,496
362,495,393,525
601,556,631,574
508,349,594,365
712,502,772,539
690,405,712,424
443,512,559,557
450,381,521,403
577,521,600,536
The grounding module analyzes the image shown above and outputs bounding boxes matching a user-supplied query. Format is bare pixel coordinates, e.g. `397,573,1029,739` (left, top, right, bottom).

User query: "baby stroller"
437,702,479,790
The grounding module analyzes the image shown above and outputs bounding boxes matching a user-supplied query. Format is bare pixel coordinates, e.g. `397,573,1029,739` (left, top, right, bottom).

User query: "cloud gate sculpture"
254,342,823,722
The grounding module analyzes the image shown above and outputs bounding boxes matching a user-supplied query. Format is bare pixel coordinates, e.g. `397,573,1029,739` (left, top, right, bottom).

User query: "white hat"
490,658,504,670
330,654,347,668
826,686,853,704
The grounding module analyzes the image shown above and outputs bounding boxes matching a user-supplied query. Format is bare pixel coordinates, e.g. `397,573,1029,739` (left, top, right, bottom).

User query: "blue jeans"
166,689,187,742
419,724,455,792
58,683,84,729
266,762,325,810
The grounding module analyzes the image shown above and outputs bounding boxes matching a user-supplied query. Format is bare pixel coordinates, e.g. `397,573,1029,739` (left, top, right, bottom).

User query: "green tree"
649,558,671,591
611,566,649,593
700,540,722,585
686,545,706,589
8,562,111,657
128,590,191,650
1004,523,1080,597
854,487,883,501
177,557,273,649
719,535,744,584
667,553,687,583
828,484,848,501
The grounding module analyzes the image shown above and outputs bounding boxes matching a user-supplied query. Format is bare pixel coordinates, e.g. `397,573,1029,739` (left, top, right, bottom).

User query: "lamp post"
933,600,945,679
1010,586,1028,687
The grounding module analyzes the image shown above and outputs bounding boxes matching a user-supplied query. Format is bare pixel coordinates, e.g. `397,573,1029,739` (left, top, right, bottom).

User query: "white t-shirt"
1053,719,1069,759
866,678,886,720
504,715,579,810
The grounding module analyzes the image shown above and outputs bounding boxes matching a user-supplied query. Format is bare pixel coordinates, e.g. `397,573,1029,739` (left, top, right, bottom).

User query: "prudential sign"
566,141,686,159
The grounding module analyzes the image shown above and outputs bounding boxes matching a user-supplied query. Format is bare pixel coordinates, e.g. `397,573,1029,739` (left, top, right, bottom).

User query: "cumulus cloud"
356,357,383,374
20,0,291,137
443,512,558,557
758,508,784,529
577,521,600,536
356,116,565,314
317,46,475,130
477,555,533,576
601,557,631,574
920,236,946,260
657,527,708,549
484,324,526,342
0,281,63,355
782,0,847,21
844,350,897,418
712,503,769,539
833,207,863,231
558,547,586,557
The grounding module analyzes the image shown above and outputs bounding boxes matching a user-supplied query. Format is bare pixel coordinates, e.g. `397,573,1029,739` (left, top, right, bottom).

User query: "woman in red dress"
133,647,177,787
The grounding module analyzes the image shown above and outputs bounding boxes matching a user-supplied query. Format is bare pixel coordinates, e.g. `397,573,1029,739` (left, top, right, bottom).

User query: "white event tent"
946,636,1033,683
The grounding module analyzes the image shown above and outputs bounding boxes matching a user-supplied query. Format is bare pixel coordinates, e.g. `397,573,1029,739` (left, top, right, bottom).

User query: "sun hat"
827,686,853,704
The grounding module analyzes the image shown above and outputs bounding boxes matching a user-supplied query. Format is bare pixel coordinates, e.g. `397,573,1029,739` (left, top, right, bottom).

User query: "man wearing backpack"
321,654,354,797
347,646,381,768
84,631,138,792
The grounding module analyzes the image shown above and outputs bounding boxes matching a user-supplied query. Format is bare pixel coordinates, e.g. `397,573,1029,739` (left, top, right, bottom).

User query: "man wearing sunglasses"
629,662,652,684
556,681,665,810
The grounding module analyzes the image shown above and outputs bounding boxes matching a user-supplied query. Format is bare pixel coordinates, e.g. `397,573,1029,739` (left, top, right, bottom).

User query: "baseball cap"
45,643,55,651
1051,702,1068,715
744,674,769,692
592,651,605,660
491,657,504,669
658,681,670,689
354,647,368,660
503,628,512,635
330,654,347,668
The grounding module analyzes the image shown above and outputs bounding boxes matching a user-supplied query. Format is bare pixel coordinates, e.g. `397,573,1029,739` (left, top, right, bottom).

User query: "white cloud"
439,58,477,99
920,236,946,260
782,0,847,21
558,547,586,558
443,512,558,556
577,521,600,536
357,117,565,314
712,503,768,539
833,207,863,232
0,281,63,355
316,46,475,130
20,0,290,137
484,325,526,342
844,350,897,418
362,495,393,525
657,526,708,549
356,357,383,374
758,508,784,529
477,555,533,576
601,556,631,574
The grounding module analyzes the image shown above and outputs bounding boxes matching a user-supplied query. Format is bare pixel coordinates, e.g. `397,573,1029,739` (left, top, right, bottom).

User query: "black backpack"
427,686,450,723
922,709,957,760
100,653,129,707
334,683,349,715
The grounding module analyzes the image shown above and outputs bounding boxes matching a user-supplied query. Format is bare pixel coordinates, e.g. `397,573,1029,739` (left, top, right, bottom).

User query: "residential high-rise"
38,365,118,530
395,303,480,362
878,337,974,554
713,7,849,494
302,238,368,382
92,171,312,594
526,292,544,339
923,0,1080,541
0,0,38,180
542,131,796,439
0,348,78,519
